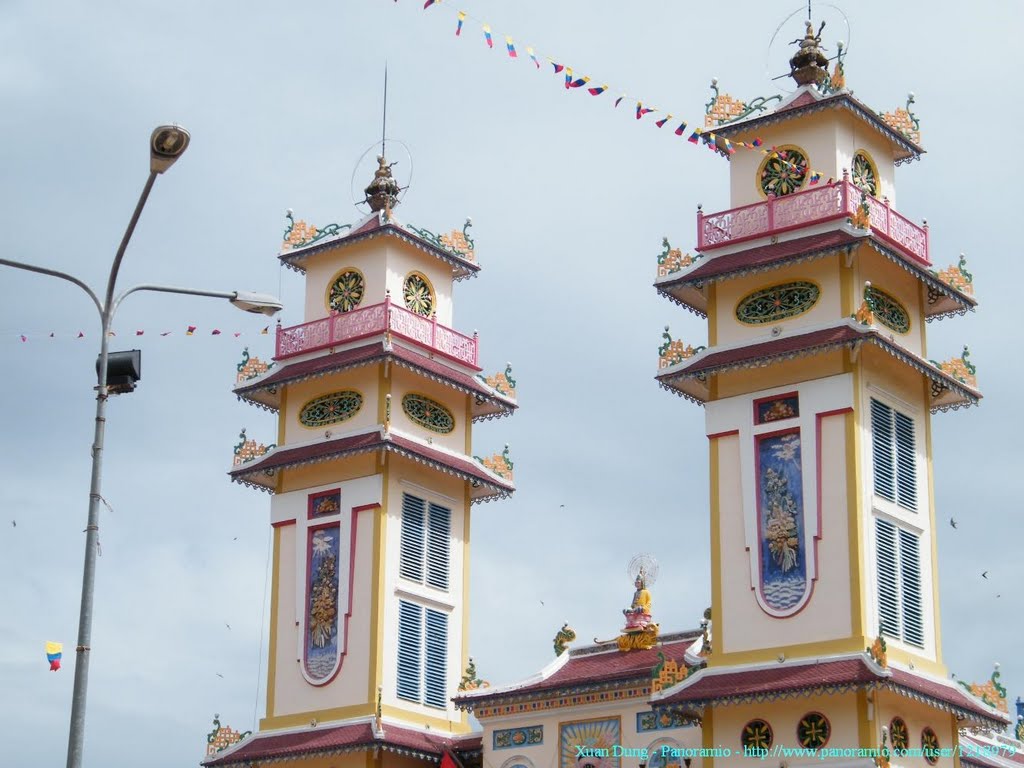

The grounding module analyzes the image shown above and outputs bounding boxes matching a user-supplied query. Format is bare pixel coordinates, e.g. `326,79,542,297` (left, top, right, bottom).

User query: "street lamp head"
230,291,283,317
150,125,190,174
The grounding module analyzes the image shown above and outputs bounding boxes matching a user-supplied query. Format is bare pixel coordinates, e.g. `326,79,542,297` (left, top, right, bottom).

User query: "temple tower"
208,157,517,767
651,21,1007,766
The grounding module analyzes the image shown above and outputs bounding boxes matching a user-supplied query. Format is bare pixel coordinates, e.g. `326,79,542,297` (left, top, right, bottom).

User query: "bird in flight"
949,518,958,529
982,571,989,579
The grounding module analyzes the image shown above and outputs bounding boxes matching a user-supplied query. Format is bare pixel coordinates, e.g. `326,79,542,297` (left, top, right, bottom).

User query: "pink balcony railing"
696,178,930,265
275,297,480,368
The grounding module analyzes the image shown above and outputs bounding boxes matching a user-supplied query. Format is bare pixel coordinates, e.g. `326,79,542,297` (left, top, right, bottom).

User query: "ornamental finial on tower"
789,20,829,87
364,155,401,212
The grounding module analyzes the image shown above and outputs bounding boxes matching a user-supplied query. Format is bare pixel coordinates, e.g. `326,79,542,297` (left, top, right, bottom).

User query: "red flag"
20,334,27,342
77,332,85,338
135,330,144,336
441,752,461,768
211,329,222,336
186,326,197,336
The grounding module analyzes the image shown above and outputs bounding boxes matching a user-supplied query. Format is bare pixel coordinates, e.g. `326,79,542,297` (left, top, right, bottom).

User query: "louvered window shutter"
426,503,451,590
894,411,917,511
875,518,901,639
899,529,925,647
423,609,448,708
871,399,896,503
396,600,423,702
400,494,426,582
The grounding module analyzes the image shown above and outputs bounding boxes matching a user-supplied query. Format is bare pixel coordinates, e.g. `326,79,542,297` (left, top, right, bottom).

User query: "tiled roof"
711,90,923,164
229,429,514,500
959,733,1024,768
656,321,981,412
651,655,1008,730
279,211,479,281
654,229,974,320
455,632,701,708
203,720,476,767
233,342,515,420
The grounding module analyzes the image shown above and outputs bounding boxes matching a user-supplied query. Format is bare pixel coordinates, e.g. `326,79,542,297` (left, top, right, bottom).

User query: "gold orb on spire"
364,155,400,212
789,20,830,87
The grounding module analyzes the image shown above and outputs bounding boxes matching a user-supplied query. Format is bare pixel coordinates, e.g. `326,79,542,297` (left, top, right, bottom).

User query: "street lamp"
0,125,282,768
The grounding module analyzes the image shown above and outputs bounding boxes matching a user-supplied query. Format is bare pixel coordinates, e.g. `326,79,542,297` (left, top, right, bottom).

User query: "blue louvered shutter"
423,608,448,708
898,529,924,647
426,503,451,590
894,411,917,511
875,518,900,640
396,600,422,702
871,399,896,503
400,494,426,582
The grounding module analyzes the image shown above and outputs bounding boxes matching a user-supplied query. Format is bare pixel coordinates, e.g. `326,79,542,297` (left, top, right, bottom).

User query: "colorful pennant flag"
550,60,565,73
211,329,222,336
135,330,144,336
526,47,540,68
186,326,196,336
614,95,625,108
261,326,270,335
20,335,26,342
809,171,822,184
636,102,654,120
655,115,672,128
455,10,465,35
566,73,589,88
46,641,62,671
423,0,438,7
688,129,702,144
77,332,84,338
505,36,517,57
482,24,493,48
588,84,607,96
161,331,172,336
674,121,688,136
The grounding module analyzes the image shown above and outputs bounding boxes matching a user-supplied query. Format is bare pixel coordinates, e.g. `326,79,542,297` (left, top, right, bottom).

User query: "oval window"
736,281,820,324
299,391,363,427
866,285,910,333
402,393,455,434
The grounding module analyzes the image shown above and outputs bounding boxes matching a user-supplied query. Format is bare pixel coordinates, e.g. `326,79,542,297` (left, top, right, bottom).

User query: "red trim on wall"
814,407,853,599
352,502,381,514
271,519,296,528
308,488,342,519
707,429,740,440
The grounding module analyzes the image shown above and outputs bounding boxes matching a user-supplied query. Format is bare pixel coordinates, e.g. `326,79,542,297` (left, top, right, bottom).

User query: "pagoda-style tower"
651,22,1007,766
206,157,517,768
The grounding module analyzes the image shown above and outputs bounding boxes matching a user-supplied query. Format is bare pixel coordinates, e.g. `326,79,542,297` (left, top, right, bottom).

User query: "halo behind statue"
350,138,414,213
627,553,659,586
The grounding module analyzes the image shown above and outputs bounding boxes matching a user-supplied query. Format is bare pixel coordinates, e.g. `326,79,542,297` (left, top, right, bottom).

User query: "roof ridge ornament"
789,20,830,87
364,155,402,213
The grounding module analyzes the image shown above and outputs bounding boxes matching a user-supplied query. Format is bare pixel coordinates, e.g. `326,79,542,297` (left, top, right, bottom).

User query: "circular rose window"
327,269,365,313
403,272,434,317
759,146,808,196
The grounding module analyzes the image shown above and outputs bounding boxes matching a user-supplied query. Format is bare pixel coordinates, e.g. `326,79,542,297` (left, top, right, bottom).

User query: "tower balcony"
697,177,930,266
275,296,479,369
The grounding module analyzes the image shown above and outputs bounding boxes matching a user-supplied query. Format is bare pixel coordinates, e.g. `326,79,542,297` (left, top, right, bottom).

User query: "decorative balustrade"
275,297,480,368
696,177,929,265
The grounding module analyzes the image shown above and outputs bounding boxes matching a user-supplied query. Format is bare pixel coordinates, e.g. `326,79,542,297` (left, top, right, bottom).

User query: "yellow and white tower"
651,22,1008,767
207,156,517,768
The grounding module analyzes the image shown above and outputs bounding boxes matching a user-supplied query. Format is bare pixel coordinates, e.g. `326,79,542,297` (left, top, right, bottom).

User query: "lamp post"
0,125,282,768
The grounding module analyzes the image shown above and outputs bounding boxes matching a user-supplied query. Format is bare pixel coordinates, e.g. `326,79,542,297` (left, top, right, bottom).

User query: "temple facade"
203,18,1023,768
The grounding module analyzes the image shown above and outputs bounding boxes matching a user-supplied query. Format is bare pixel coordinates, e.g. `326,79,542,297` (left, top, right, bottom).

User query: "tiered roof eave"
654,223,976,321
714,86,924,165
279,209,480,281
229,425,515,503
233,340,517,422
656,318,981,412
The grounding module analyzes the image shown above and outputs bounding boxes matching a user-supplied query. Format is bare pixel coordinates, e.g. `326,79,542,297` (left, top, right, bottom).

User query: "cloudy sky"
1,1,1022,765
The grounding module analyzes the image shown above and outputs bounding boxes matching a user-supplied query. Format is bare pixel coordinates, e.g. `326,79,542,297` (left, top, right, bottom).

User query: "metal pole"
65,171,157,768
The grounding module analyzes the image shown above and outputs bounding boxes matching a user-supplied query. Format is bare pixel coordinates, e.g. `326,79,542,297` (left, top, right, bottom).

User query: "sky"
1,1,1022,766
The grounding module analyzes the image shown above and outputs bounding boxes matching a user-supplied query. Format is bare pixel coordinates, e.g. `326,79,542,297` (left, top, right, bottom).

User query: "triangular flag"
505,36,517,58
526,47,540,68
614,95,625,107
674,121,688,136
77,332,85,338
49,332,54,338
186,326,196,336
20,334,27,342
211,329,222,336
135,330,144,336
455,10,465,35
233,332,242,338
549,60,565,74
482,24,493,48
636,102,654,120
423,0,438,7
655,115,672,128
261,326,269,335
160,331,172,337
588,84,608,96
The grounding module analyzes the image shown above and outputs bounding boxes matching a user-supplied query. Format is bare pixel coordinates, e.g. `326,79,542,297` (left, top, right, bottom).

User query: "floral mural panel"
560,718,621,768
756,430,809,614
308,489,341,518
304,522,341,682
754,393,800,424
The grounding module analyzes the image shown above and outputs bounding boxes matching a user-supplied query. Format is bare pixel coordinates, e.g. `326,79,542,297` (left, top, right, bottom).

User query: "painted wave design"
306,649,336,679
763,575,807,610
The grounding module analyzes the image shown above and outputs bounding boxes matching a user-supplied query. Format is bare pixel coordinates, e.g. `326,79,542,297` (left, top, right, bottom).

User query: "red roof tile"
203,721,470,767
655,657,875,705
670,231,859,284
234,342,514,413
652,657,1007,729
655,322,981,410
456,633,700,707
229,430,513,497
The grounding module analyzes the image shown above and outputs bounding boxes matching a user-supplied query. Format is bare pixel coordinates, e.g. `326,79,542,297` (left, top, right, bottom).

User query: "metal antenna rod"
807,0,811,21
382,64,388,157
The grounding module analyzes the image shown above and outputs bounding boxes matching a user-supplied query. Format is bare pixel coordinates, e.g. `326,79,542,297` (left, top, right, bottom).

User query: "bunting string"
409,1,831,180
5,325,273,343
